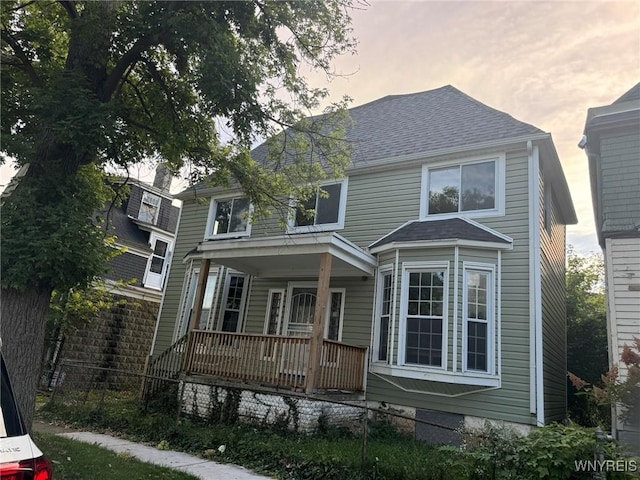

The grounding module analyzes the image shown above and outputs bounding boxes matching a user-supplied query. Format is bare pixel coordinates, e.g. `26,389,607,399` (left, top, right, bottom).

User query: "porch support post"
305,252,332,393
188,258,211,333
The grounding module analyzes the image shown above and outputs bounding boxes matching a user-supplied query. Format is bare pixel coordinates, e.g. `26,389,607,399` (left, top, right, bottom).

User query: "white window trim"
216,272,249,332
263,288,286,336
281,281,346,341
142,232,173,291
369,363,500,387
139,191,162,225
204,196,253,240
372,265,394,364
419,154,506,220
398,261,450,371
461,262,496,375
174,263,221,341
287,178,349,234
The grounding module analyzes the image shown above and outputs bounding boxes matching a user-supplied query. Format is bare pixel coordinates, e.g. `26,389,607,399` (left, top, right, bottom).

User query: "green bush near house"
39,396,637,480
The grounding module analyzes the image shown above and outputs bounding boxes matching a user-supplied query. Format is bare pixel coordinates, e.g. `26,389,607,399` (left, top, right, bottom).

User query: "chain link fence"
43,361,627,479
45,360,456,445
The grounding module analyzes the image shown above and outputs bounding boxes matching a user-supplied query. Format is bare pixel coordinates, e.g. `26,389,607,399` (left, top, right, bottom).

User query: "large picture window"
289,179,348,232
421,155,504,219
206,197,251,238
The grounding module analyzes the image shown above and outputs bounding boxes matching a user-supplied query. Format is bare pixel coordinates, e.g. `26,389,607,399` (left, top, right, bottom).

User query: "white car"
0,354,53,479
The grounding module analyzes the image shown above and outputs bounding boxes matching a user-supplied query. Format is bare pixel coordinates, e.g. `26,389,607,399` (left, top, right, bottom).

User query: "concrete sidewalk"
33,420,272,480
56,431,273,480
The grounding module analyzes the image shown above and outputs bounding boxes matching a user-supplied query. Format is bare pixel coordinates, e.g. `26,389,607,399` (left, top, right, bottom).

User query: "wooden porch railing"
184,330,367,393
141,333,188,399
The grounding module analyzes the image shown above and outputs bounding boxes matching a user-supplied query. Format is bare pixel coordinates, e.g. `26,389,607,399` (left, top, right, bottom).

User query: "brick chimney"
153,163,171,192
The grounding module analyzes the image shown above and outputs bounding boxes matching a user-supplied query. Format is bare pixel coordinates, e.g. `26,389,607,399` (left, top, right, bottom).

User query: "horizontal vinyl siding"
342,167,422,247
539,165,568,423
608,238,640,381
367,150,534,425
243,277,375,346
153,200,209,356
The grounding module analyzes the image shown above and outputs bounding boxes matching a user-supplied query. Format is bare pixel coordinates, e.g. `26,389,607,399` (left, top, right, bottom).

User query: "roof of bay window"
369,218,513,253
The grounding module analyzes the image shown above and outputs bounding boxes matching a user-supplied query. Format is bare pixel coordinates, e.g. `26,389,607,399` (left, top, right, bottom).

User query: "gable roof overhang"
535,135,578,225
184,232,377,278
369,218,513,254
582,86,640,244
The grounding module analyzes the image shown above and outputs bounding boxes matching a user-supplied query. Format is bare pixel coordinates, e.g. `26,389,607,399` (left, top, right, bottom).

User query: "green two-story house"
149,85,576,434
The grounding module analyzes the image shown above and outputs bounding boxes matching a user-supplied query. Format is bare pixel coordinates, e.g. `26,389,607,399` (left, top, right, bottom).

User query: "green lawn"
34,432,199,480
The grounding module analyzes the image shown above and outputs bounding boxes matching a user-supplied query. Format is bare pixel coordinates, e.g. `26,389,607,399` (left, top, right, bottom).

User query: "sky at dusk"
303,0,640,255
1,1,638,255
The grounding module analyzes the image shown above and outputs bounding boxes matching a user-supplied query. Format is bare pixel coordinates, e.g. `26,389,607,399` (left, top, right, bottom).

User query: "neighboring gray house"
46,166,180,385
149,86,576,435
582,82,640,450
105,166,180,294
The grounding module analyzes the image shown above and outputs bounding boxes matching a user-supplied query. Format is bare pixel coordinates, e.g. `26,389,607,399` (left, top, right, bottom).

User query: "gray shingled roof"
369,218,512,250
251,85,543,167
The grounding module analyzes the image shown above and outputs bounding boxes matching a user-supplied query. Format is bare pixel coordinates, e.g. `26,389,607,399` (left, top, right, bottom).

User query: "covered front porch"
178,232,377,395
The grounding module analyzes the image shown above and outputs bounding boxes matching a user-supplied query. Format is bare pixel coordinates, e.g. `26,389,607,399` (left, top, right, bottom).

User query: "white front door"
144,234,172,290
280,285,345,376
283,287,344,339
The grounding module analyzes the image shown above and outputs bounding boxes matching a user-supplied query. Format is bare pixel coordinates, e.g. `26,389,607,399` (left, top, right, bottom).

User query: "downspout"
528,140,545,426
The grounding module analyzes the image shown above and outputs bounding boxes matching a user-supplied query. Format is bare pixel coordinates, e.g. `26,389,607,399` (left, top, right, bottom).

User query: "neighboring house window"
206,197,251,238
176,268,218,339
219,274,247,332
289,179,348,232
421,155,505,219
402,268,447,368
139,191,161,224
463,265,494,373
143,234,172,290
374,269,393,362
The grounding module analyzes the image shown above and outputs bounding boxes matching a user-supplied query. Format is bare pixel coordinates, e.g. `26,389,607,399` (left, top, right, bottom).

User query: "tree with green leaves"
1,0,358,428
565,247,608,425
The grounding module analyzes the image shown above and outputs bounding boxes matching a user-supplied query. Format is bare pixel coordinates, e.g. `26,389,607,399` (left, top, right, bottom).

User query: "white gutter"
177,134,553,199
527,140,545,425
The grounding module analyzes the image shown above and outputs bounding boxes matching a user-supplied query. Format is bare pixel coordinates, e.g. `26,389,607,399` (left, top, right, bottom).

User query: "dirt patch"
32,419,78,435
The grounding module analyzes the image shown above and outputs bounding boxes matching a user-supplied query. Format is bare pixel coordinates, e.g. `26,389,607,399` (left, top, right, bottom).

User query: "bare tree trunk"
0,287,52,430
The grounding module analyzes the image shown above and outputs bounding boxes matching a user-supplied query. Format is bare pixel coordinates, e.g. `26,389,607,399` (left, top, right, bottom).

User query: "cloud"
305,1,639,252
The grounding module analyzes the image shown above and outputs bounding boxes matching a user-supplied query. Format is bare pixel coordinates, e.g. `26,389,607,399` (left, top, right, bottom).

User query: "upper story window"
139,191,161,225
206,197,251,239
289,179,348,233
420,155,505,219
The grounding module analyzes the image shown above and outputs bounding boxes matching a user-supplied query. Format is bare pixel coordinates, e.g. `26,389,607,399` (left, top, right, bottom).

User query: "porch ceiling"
188,232,377,278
